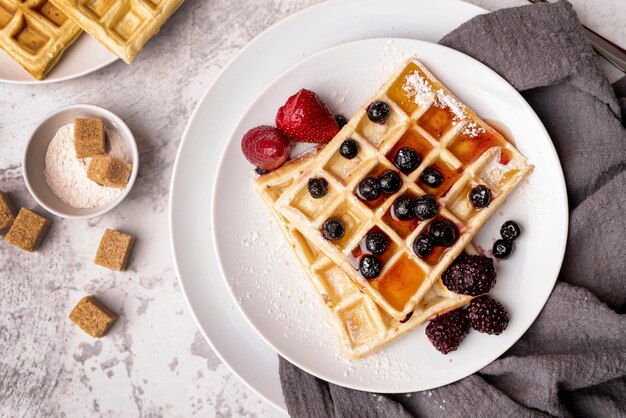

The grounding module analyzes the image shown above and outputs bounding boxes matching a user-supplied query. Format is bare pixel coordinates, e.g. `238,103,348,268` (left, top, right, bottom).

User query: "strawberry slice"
241,125,292,171
276,89,339,143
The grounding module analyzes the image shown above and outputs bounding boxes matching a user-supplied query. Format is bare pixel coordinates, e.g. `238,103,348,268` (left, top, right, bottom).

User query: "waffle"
271,59,532,320
255,150,474,359
49,0,183,63
0,0,81,79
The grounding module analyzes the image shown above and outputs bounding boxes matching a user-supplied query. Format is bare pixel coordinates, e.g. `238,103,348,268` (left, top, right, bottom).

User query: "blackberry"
365,232,388,255
367,101,391,124
322,219,345,241
441,255,496,296
420,167,444,188
467,296,509,335
429,220,456,246
425,309,470,354
414,195,437,220
469,185,491,208
500,221,521,241
339,139,358,159
413,235,433,258
394,147,421,174
307,178,328,199
378,170,402,194
359,255,382,279
392,196,416,221
357,177,381,201
335,114,348,129
493,239,513,259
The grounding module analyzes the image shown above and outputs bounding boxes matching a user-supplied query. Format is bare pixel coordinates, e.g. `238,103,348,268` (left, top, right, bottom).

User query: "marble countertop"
1,0,623,416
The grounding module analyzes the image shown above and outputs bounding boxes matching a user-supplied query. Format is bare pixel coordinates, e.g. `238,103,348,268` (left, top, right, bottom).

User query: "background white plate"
0,35,116,84
213,38,568,393
170,0,498,412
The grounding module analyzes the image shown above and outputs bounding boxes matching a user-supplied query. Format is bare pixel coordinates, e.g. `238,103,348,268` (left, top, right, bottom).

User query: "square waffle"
49,0,183,63
255,150,474,359
0,0,82,79
272,59,532,320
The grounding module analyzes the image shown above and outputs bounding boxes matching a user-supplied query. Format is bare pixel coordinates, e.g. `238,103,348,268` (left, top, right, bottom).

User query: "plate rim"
210,37,569,393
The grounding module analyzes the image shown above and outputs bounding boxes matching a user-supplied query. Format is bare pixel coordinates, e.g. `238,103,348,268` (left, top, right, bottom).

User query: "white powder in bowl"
44,123,130,209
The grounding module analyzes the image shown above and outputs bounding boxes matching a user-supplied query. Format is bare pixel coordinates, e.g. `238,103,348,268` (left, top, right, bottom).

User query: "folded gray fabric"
279,1,626,416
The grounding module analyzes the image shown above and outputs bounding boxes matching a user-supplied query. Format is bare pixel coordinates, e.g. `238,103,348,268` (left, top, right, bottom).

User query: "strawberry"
241,125,291,171
276,89,339,143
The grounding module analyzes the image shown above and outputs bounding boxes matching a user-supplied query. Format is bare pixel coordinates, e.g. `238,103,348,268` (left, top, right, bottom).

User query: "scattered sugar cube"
0,191,15,234
5,208,51,252
95,229,135,271
74,118,106,158
69,295,118,338
87,155,132,189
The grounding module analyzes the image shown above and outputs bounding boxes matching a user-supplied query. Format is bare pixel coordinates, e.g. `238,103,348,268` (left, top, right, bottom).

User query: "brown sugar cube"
74,118,106,158
87,155,132,189
95,229,135,271
69,295,118,338
5,208,51,252
0,191,15,234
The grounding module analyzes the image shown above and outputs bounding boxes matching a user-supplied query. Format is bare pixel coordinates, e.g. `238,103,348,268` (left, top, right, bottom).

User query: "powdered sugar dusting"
435,90,485,136
402,71,434,106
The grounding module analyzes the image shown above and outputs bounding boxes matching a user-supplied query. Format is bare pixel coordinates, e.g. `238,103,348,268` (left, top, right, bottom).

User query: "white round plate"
0,34,116,84
171,0,499,412
213,39,567,392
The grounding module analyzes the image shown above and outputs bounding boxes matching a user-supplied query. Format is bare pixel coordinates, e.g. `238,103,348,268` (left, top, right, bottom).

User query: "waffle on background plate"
256,150,475,359
261,59,533,321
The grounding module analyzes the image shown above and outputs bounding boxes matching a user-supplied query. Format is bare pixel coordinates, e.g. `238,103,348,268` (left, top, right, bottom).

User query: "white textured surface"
0,0,623,416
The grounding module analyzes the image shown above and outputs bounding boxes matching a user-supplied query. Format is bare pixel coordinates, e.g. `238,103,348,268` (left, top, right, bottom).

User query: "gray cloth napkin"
279,1,626,416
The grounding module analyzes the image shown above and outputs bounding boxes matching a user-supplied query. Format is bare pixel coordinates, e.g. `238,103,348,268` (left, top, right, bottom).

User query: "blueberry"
367,101,391,124
308,178,328,199
255,167,270,175
392,196,416,221
339,139,358,159
322,218,345,241
394,147,421,174
414,195,437,220
493,239,513,259
500,221,521,241
420,167,444,188
469,185,491,208
365,232,388,255
413,235,434,258
429,220,457,246
359,255,382,279
357,177,381,201
335,114,348,129
378,170,402,194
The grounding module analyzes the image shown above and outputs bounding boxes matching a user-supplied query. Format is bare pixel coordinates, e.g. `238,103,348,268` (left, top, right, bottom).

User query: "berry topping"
241,125,292,170
255,167,269,175
493,239,513,259
399,311,414,323
339,139,359,159
357,177,382,201
365,231,388,255
322,218,345,241
276,89,339,143
335,114,348,129
429,220,457,246
414,195,437,220
394,147,421,174
359,255,382,279
425,309,470,354
378,170,402,194
441,255,496,296
467,296,509,335
420,167,444,188
413,234,434,258
500,220,521,241
308,178,328,199
469,185,491,208
367,101,391,124
392,196,416,221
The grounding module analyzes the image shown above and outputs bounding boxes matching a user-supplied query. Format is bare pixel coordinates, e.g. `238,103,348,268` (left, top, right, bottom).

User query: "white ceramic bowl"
23,104,139,219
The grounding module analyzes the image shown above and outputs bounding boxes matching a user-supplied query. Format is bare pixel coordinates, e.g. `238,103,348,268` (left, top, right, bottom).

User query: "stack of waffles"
254,59,532,359
0,0,183,79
